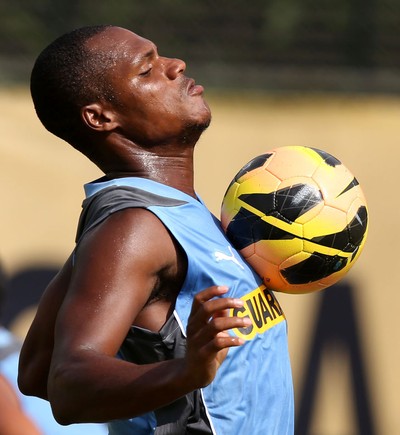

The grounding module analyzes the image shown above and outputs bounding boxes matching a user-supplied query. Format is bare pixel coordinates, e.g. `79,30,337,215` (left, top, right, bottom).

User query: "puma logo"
214,246,244,270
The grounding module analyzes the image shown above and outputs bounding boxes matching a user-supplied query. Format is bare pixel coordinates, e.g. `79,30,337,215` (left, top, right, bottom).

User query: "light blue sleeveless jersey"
83,177,294,435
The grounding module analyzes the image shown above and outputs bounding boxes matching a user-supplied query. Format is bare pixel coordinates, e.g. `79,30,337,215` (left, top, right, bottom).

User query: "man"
18,25,294,434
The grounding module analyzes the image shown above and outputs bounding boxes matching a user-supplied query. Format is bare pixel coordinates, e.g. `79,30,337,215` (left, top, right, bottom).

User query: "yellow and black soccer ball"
221,146,368,294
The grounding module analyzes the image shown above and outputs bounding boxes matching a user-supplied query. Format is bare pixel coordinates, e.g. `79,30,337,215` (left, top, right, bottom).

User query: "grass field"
1,87,399,434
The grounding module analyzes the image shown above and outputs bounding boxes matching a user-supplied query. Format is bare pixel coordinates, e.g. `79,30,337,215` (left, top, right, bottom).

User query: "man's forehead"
87,27,155,58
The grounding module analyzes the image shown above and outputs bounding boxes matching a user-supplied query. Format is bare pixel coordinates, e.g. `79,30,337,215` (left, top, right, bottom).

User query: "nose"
164,57,186,79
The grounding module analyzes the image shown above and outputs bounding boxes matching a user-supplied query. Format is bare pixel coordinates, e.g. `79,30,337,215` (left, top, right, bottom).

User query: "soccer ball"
220,146,368,294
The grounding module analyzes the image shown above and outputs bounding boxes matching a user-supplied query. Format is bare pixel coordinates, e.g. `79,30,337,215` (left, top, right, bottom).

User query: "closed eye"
139,67,152,76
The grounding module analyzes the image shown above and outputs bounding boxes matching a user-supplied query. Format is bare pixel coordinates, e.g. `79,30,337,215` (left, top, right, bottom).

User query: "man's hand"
184,285,251,388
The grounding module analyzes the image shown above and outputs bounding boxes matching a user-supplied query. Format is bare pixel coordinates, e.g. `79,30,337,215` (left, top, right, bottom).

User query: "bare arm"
45,208,250,424
18,256,74,400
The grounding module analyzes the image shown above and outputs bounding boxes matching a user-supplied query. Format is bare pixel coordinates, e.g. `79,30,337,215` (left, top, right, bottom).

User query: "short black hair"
30,25,120,147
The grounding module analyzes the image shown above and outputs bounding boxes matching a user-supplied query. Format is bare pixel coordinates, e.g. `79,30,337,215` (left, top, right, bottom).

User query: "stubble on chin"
181,114,212,145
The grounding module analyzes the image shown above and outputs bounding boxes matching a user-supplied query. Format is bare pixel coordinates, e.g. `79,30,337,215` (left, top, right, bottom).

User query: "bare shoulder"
67,206,186,336
76,206,179,270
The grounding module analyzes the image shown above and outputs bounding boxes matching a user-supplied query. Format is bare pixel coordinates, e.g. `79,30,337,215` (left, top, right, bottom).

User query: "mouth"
187,78,204,96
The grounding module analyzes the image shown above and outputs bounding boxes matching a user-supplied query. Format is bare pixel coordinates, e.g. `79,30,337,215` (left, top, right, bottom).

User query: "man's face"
88,27,211,146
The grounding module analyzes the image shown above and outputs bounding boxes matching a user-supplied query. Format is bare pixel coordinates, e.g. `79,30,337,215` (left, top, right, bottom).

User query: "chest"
134,238,187,332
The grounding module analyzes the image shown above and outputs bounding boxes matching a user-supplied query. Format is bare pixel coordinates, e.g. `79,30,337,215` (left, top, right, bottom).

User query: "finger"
191,286,244,315
189,296,245,326
204,331,246,352
188,312,251,348
215,331,245,347
212,307,230,319
192,286,229,307
210,315,252,332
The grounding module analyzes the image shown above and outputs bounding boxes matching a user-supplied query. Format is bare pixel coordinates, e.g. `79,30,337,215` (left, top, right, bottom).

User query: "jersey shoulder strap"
75,185,187,244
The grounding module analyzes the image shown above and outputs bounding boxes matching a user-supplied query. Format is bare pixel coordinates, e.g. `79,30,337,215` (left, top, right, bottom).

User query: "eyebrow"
135,45,157,65
143,47,156,58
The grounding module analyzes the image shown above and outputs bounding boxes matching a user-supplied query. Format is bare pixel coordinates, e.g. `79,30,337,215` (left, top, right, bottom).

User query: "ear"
81,103,119,132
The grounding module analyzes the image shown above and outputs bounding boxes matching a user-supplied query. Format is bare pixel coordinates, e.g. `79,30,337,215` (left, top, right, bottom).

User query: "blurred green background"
1,0,400,92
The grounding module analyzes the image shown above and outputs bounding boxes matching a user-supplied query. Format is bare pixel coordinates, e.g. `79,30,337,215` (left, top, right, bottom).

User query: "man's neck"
104,154,196,198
